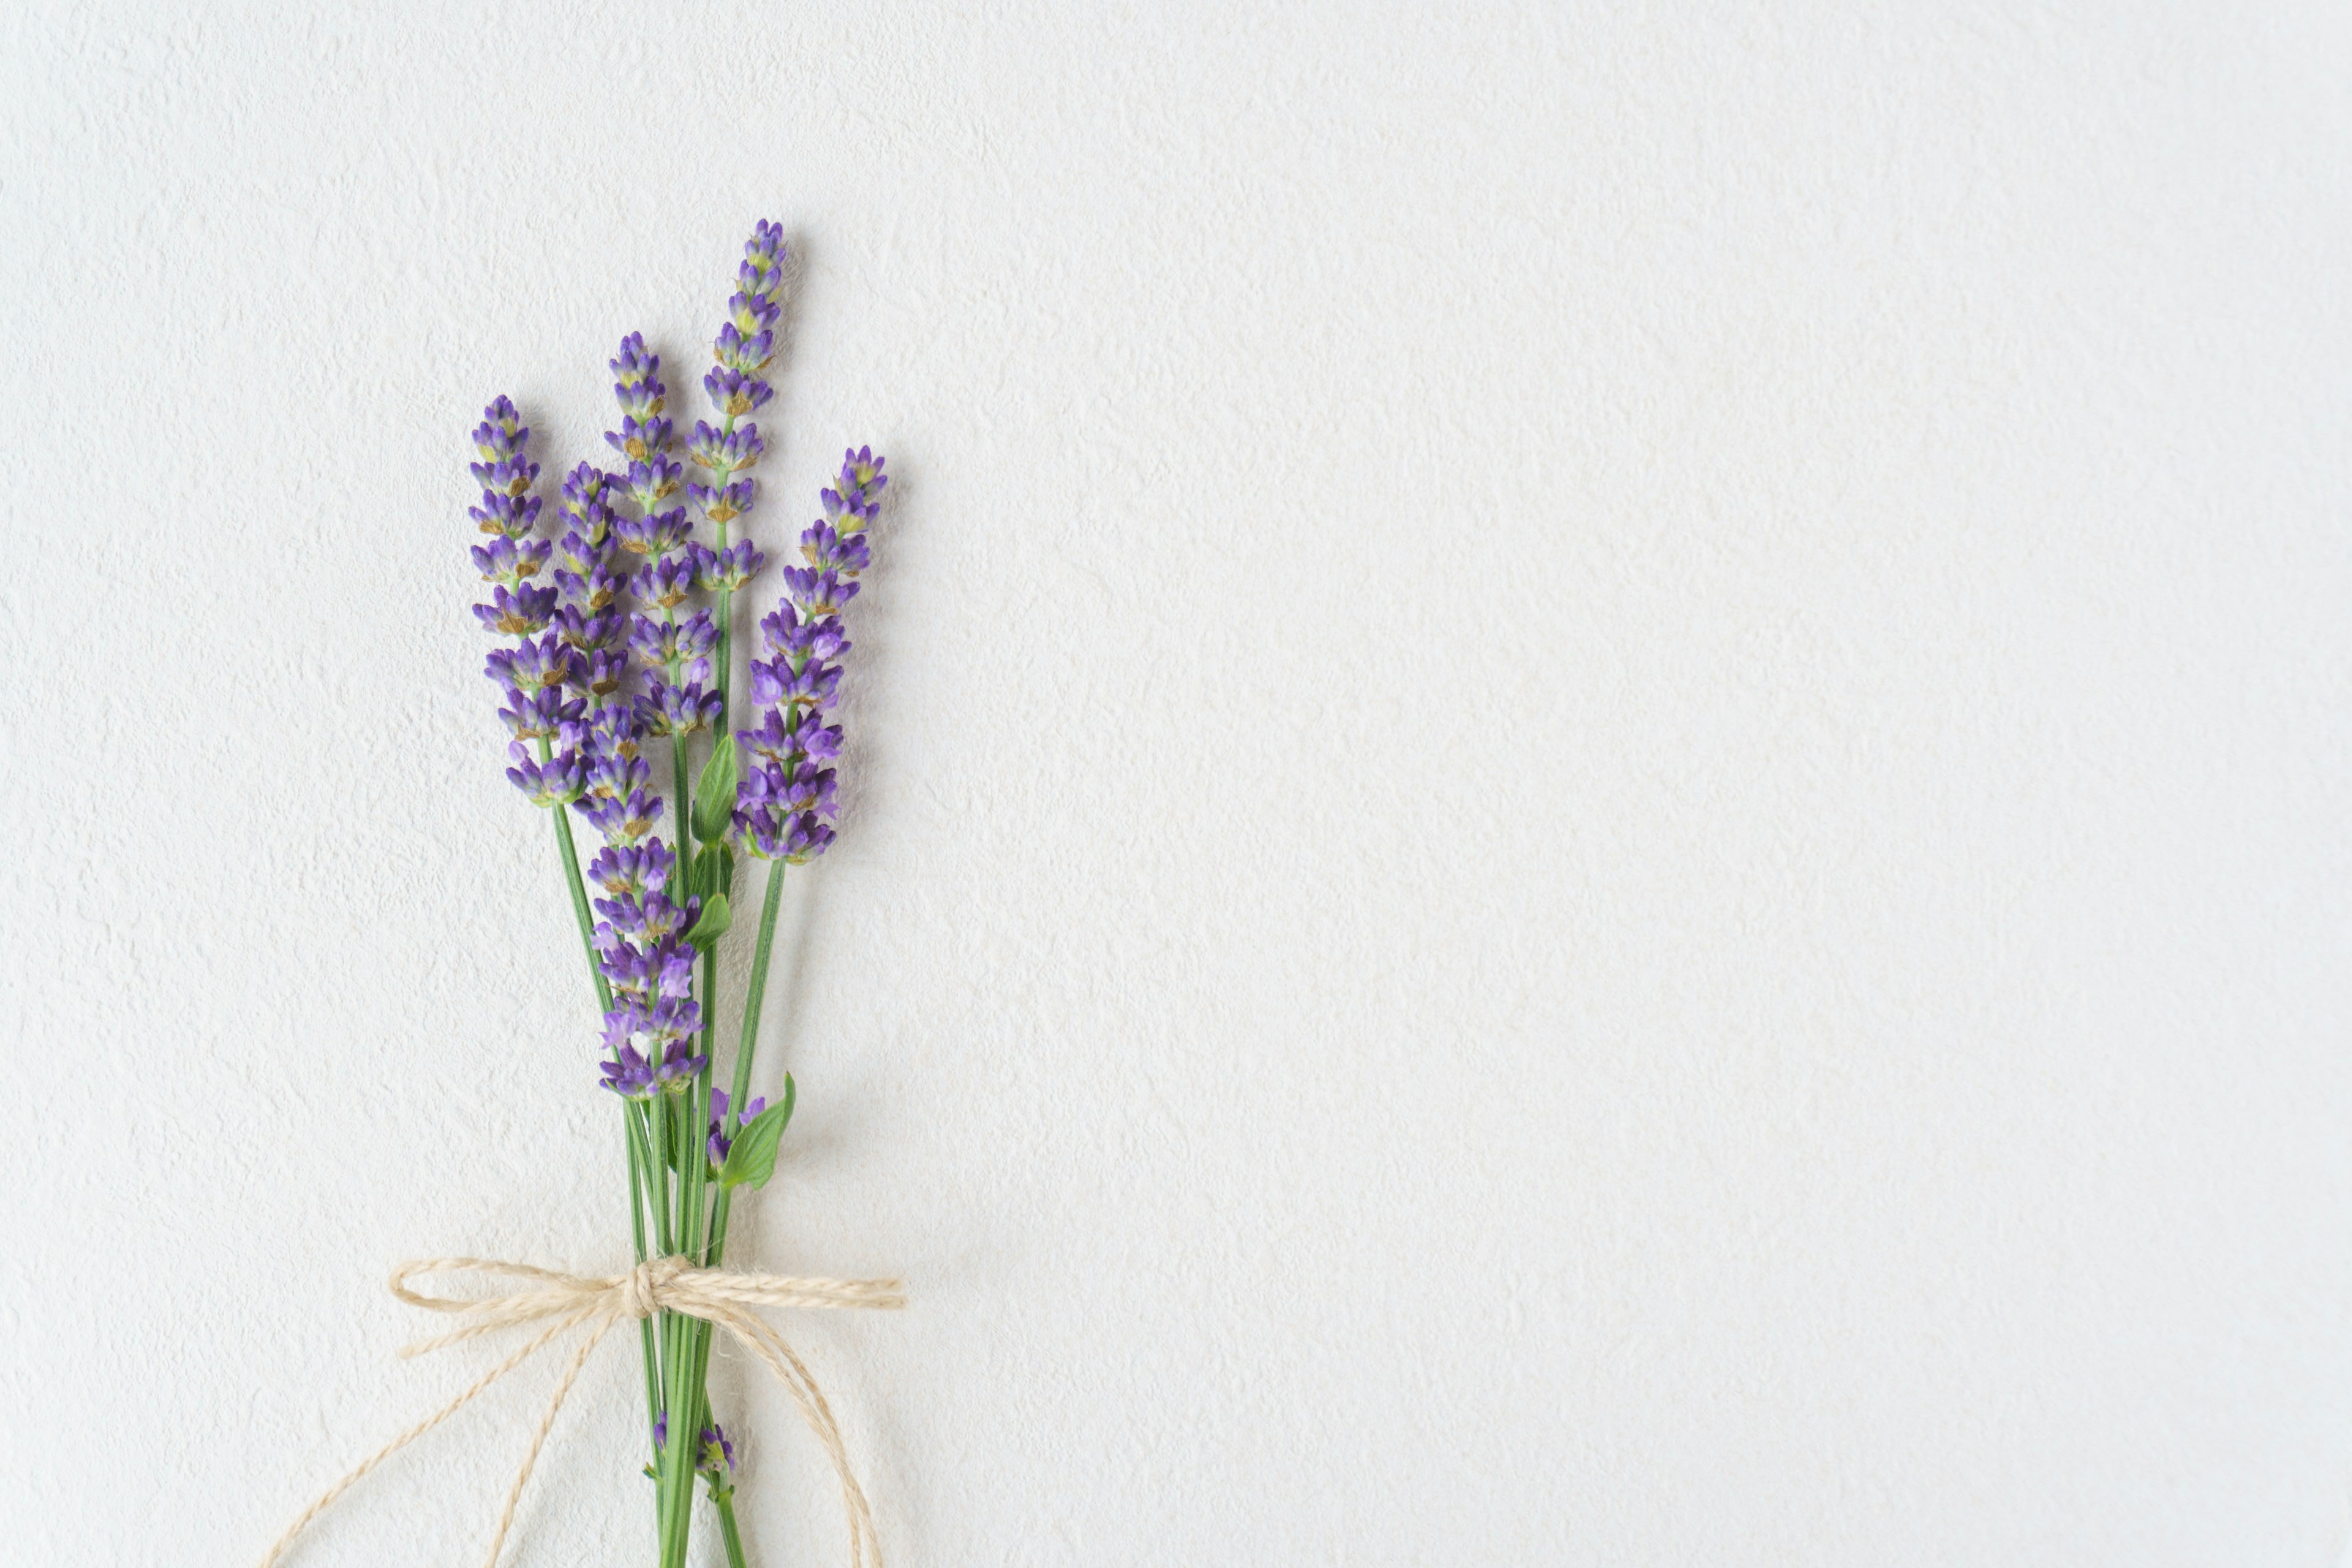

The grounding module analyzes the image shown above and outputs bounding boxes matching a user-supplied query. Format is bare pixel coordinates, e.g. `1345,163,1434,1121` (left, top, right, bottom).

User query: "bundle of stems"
469,221,885,1567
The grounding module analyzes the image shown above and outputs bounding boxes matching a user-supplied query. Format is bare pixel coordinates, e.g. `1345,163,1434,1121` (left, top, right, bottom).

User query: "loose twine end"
261,1255,903,1568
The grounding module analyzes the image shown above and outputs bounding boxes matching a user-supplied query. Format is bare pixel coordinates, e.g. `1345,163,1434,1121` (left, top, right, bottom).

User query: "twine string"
257,1255,905,1568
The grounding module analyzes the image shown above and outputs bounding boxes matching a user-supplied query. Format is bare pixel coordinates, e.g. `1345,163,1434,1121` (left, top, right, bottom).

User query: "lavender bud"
703,367,773,419
612,507,694,560
484,633,573,693
781,567,859,618
685,421,765,476
690,478,756,526
692,539,766,594
506,749,586,807
472,584,559,636
471,535,552,586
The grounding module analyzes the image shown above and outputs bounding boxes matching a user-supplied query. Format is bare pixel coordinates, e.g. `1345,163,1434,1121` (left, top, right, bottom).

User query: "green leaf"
692,736,740,843
685,891,732,951
717,1076,796,1189
688,843,732,902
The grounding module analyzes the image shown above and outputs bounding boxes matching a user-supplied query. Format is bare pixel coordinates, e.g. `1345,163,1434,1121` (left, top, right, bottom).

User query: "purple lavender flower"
622,454,684,513
507,749,586,807
613,506,695,559
498,686,584,743
469,399,601,812
612,334,665,411
656,1043,705,1090
669,253,762,674
571,649,629,699
703,368,772,418
587,840,676,896
635,676,723,738
583,749,653,805
600,1045,657,1098
707,1089,768,1165
688,479,756,527
576,790,663,845
560,462,617,527
484,641,567,700
469,488,543,540
554,550,627,612
537,389,675,867
745,655,841,712
760,606,851,663
598,1037,706,1099
549,605,622,650
471,535,552,586
628,609,718,668
798,522,871,576
472,396,532,458
740,219,788,290
598,993,704,1052
585,705,642,762
772,763,838,819
606,334,674,461
599,936,698,1001
776,567,858,618
738,811,834,864
713,322,775,374
603,325,701,787
468,402,538,503
839,445,886,495
473,584,559,636
648,1414,738,1477
692,538,766,594
730,448,884,864
726,287,782,336
630,554,696,611
740,759,839,832
596,952,707,1096
608,311,712,807
592,889,702,944
684,422,766,478
470,448,537,497
738,707,842,765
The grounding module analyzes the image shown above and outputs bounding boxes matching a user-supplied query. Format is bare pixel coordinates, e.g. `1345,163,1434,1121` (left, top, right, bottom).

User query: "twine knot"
619,1255,684,1320
258,1255,904,1568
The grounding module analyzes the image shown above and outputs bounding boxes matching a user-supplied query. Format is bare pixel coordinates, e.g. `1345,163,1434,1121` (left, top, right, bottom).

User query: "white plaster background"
3,2,2350,1564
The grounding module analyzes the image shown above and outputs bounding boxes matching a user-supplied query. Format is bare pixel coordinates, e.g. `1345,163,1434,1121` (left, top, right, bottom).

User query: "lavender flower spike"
732,449,885,864
467,397,591,809
687,221,793,624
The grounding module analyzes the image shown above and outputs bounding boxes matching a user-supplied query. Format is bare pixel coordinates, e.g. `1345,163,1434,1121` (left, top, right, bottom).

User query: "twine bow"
258,1255,905,1568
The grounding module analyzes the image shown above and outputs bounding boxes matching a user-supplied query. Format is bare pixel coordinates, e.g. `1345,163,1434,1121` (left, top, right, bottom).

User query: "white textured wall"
4,3,2350,1564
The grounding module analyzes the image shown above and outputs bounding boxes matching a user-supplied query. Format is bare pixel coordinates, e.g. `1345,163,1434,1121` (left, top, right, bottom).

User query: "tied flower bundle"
263,223,900,1568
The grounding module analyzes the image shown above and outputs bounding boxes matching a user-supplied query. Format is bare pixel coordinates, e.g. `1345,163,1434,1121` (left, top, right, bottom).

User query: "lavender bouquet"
263,223,899,1568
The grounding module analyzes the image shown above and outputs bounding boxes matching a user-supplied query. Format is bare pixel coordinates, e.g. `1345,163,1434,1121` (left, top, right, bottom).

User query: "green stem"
542,755,613,1014
624,1102,663,1448
705,861,788,1263
712,1483,748,1568
647,1095,676,1257
663,524,742,1568
658,873,790,1566
713,515,734,722
670,731,694,870
696,523,732,1246
542,772,665,1452
657,1329,706,1566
